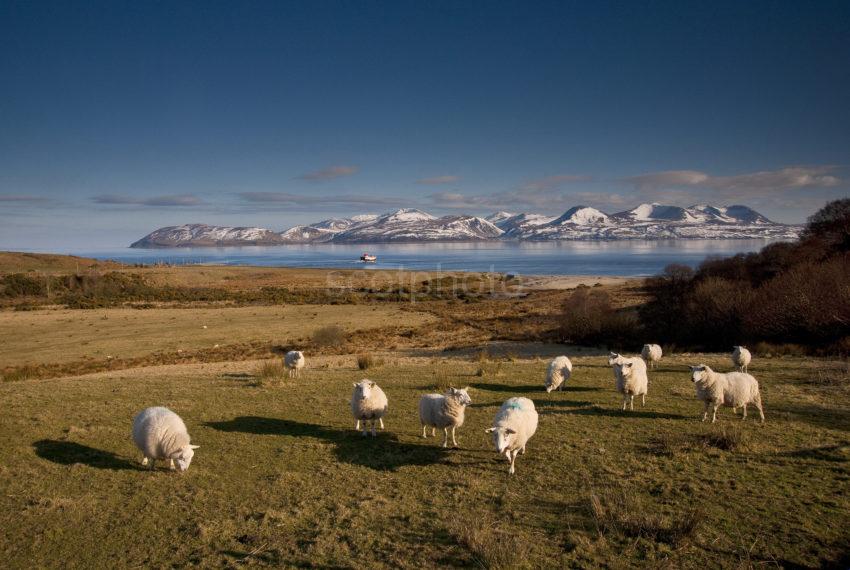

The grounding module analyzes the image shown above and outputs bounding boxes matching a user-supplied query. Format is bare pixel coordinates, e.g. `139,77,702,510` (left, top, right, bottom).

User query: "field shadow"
557,407,687,420
33,439,137,470
533,400,594,411
768,403,850,432
222,373,255,379
471,382,602,394
778,444,850,462
206,416,449,471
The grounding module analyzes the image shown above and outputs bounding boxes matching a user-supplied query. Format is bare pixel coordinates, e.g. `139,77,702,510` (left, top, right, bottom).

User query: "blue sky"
1,0,848,249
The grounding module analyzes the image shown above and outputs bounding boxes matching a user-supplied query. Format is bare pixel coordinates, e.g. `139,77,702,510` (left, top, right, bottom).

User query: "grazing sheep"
689,365,764,423
641,344,663,369
545,356,573,393
351,379,388,436
614,357,648,411
132,407,199,472
485,397,539,475
731,346,752,373
419,387,472,448
284,350,306,378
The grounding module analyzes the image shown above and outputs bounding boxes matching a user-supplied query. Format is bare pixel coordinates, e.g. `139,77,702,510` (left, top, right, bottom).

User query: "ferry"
360,252,377,263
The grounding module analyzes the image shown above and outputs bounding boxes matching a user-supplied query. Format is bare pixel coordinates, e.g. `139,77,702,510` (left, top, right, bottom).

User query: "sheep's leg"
629,395,634,411
355,419,360,431
508,450,518,475
520,445,526,455
431,427,436,437
702,401,709,422
755,397,765,423
378,418,384,430
169,458,176,471
442,428,449,448
371,421,377,437
711,405,719,424
741,404,748,420
641,394,646,407
451,426,458,448
622,395,627,411
421,425,427,438
141,456,149,467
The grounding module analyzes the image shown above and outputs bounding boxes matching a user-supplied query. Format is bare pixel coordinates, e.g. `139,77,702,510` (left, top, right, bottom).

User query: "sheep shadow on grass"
470,382,601,394
557,407,687,420
206,416,450,471
33,439,137,470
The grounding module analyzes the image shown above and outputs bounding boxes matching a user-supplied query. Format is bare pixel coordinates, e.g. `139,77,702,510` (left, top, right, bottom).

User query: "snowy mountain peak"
552,206,610,226
377,208,436,223
615,203,690,222
486,211,518,224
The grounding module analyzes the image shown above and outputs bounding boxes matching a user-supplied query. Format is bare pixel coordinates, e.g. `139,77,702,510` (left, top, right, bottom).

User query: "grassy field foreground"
0,353,848,568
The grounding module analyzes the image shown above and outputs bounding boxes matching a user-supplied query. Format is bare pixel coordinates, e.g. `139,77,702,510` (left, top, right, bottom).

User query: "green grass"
0,354,848,568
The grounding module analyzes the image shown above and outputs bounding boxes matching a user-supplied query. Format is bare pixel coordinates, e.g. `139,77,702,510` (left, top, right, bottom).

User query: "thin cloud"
92,194,205,206
0,194,48,202
296,165,359,181
239,192,402,207
416,175,460,185
626,166,840,193
520,174,591,192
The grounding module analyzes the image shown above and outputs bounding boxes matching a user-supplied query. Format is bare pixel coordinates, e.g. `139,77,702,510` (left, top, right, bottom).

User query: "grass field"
0,305,433,367
1,353,847,568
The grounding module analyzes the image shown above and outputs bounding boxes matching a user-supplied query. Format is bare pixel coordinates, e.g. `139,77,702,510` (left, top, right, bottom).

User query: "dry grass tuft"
698,424,748,452
312,325,347,348
356,354,384,370
589,487,703,547
448,515,532,569
2,364,38,382
255,360,286,383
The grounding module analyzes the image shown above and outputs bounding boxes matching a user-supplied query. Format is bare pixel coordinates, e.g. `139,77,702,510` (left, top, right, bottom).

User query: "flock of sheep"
131,345,763,476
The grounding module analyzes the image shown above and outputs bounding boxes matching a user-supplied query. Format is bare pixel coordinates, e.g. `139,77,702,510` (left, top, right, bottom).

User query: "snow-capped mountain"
130,224,285,248
130,204,800,247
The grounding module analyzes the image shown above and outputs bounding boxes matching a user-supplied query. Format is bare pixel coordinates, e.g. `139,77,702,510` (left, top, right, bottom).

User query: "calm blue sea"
64,239,781,277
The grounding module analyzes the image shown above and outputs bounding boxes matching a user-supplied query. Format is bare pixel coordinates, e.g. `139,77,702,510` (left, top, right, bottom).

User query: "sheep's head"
689,365,711,383
171,444,200,472
353,379,376,400
448,387,472,406
614,360,635,378
608,352,622,366
485,426,517,454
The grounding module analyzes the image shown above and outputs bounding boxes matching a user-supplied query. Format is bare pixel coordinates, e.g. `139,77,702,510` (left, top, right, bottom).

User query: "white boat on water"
360,253,377,263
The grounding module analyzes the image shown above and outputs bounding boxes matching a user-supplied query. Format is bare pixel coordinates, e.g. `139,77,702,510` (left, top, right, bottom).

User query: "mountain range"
129,204,800,247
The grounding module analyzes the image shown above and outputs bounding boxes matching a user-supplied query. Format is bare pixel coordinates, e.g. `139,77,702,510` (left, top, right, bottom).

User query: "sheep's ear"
189,445,200,450
484,427,495,433
624,362,632,368
505,428,517,435
688,366,697,371
368,381,375,387
352,382,358,387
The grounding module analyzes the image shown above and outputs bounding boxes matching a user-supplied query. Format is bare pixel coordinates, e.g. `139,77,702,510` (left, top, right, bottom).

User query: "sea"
66,239,783,277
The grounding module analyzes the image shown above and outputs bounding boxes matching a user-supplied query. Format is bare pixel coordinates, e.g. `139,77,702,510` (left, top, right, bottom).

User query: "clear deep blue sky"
1,0,848,248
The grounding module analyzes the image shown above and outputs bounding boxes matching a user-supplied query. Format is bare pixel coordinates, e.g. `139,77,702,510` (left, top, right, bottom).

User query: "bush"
558,288,638,347
255,360,285,381
2,364,39,382
312,325,346,348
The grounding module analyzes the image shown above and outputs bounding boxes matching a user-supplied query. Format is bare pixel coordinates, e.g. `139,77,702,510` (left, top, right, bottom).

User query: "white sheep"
613,357,648,410
485,397,539,475
731,346,752,373
132,407,199,472
351,379,388,436
284,350,306,378
545,356,572,393
689,365,764,423
641,344,662,369
419,387,472,448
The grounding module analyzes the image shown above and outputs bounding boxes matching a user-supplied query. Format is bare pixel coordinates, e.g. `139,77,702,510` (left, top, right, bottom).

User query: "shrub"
255,360,285,381
312,325,347,348
2,364,39,382
558,288,638,347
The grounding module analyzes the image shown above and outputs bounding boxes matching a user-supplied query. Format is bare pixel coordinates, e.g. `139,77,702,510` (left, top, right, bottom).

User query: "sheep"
641,344,662,369
689,365,764,423
418,387,472,448
613,357,648,411
545,356,572,393
485,397,539,475
351,379,388,436
284,350,306,378
731,346,752,373
132,407,199,472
